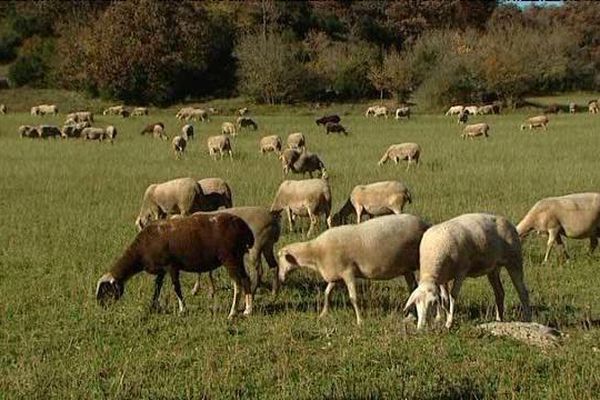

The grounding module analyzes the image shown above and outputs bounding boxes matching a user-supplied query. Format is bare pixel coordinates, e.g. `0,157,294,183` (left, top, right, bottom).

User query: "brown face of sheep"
277,250,300,283
96,274,124,307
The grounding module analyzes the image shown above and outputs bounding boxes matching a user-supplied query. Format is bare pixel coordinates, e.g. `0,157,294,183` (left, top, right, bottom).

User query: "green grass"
1,99,600,399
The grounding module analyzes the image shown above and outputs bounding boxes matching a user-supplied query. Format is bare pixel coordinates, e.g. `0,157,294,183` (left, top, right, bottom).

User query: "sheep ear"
403,287,422,312
284,252,298,266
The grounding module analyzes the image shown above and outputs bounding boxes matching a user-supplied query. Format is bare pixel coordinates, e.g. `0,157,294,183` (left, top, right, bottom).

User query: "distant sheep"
260,135,282,154
0,104,6,114
280,148,326,178
207,135,233,160
461,122,490,139
365,105,388,118
405,213,532,330
31,104,58,116
181,124,194,141
395,106,410,120
19,125,38,138
464,105,479,115
131,107,149,116
544,104,561,114
141,122,165,136
589,100,599,114
176,107,194,120
271,177,332,237
222,122,237,136
517,192,600,263
378,143,421,170
237,117,258,131
457,110,469,124
66,111,93,124
445,105,464,116
38,125,62,139
172,136,187,158
190,108,209,122
82,126,117,143
286,132,305,149
61,121,91,138
153,124,168,140
569,102,577,114
238,107,249,116
477,105,494,115
325,122,347,135
520,115,548,131
315,115,341,126
103,105,124,116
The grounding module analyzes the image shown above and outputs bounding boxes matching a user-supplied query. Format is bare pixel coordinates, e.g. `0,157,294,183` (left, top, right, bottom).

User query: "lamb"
315,115,341,126
286,132,305,149
516,192,600,263
461,122,490,139
365,105,388,118
153,124,168,140
172,136,187,158
445,105,464,116
378,142,421,170
325,122,348,135
0,104,6,114
191,206,281,296
181,124,194,141
237,117,258,130
404,213,532,330
135,177,205,230
395,106,410,120
197,177,233,210
332,181,412,225
520,115,549,131
278,214,430,324
464,105,479,115
238,107,249,116
222,122,237,136
19,125,38,138
589,100,599,114
66,111,93,124
140,122,165,136
207,135,233,160
37,125,62,139
270,177,332,237
103,105,124,116
260,135,282,154
96,213,255,318
31,104,58,116
131,107,149,116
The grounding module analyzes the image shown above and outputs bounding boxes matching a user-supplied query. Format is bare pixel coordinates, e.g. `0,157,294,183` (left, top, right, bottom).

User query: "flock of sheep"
5,99,598,330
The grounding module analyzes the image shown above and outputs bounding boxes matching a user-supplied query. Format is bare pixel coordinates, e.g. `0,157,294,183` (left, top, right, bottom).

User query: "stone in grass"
477,322,563,349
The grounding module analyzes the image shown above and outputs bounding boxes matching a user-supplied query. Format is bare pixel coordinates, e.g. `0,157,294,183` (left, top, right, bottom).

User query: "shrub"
0,31,21,62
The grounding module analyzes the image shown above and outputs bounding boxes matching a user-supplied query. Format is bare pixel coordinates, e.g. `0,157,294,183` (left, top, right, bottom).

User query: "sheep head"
404,281,440,330
96,273,124,307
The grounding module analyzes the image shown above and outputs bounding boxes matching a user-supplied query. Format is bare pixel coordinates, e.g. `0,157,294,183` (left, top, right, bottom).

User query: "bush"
0,31,21,62
8,38,55,87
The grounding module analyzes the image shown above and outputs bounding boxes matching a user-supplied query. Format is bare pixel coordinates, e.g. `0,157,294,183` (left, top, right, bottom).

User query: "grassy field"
1,96,599,399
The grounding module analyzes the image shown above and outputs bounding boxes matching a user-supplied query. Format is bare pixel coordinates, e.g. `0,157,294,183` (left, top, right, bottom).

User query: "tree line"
0,0,598,108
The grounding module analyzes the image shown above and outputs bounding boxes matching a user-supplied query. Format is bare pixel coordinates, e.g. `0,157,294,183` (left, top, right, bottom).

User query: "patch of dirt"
476,322,563,349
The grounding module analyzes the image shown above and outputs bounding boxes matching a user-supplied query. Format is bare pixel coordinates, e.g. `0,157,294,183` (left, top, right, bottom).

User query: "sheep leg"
487,270,505,322
191,272,216,298
555,235,570,261
151,271,166,310
306,207,317,238
168,267,185,313
403,272,418,320
226,261,253,318
319,281,337,319
543,228,560,263
506,265,532,322
342,274,362,325
285,208,294,233
356,207,363,224
228,280,240,319
446,277,464,329
405,157,411,171
263,244,280,295
590,235,598,254
248,249,262,294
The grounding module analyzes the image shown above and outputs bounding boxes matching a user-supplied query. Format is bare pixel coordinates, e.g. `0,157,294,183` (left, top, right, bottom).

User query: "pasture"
1,100,599,399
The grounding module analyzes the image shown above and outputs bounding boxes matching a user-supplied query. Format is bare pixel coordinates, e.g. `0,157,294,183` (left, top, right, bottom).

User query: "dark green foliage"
0,30,20,62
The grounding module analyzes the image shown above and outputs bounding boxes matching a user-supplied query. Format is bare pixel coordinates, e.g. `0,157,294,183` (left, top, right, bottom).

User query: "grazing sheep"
96,213,255,318
461,122,490,139
153,124,168,140
66,111,93,124
395,106,410,120
315,115,341,126
176,107,194,120
207,107,220,115
378,143,421,170
589,100,599,114
280,148,326,178
325,122,347,135
140,122,165,135
332,181,412,225
404,213,532,330
237,116,258,131
207,135,233,160
260,135,282,154
38,125,62,139
271,177,332,237
365,105,388,118
238,107,249,116
62,122,91,138
222,122,237,136
105,126,117,141
520,115,549,131
477,105,494,115
457,110,469,124
464,105,479,115
445,105,464,116
517,192,600,263
544,104,561,114
172,135,187,158
279,148,300,174
0,104,6,114
569,102,577,114
191,207,281,296
19,125,38,138
190,108,210,122
103,105,124,116
197,177,233,210
287,132,305,149
31,104,58,116
82,126,116,143
181,124,194,141
135,177,205,231
131,107,149,116
279,214,430,324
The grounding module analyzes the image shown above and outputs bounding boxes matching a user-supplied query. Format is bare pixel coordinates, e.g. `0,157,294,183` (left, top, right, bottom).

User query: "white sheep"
66,111,93,124
569,102,576,114
176,107,194,120
37,125,62,138
271,177,332,237
394,106,410,120
588,100,599,114
464,105,479,115
207,135,232,160
103,105,124,116
31,104,58,116
378,142,421,170
520,115,549,130
81,126,117,143
153,124,168,140
332,181,412,225
131,107,149,116
477,105,494,115
181,124,194,141
260,135,282,154
404,213,532,330
135,177,204,230
19,125,38,138
445,105,464,116
0,104,6,114
461,122,490,139
365,105,388,118
286,132,305,149
190,108,209,122
517,192,600,263
238,107,249,116
221,122,237,136
278,214,430,324
172,135,187,158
